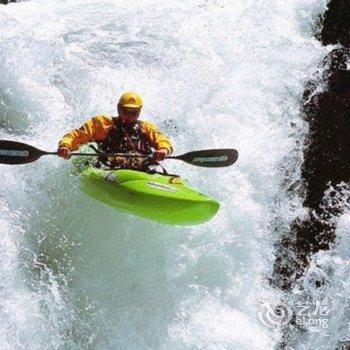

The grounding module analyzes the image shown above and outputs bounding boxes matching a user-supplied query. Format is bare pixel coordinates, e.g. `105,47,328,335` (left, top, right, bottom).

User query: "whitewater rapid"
0,0,335,349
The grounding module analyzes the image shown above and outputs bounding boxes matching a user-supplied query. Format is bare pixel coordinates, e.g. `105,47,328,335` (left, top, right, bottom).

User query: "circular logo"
257,300,293,328
169,177,183,185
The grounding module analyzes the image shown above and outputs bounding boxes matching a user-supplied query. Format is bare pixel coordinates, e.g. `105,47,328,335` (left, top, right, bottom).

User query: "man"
57,91,173,170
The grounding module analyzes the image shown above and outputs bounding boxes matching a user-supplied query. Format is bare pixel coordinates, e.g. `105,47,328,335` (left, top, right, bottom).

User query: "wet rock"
302,49,350,212
320,0,350,46
273,1,350,292
0,0,17,4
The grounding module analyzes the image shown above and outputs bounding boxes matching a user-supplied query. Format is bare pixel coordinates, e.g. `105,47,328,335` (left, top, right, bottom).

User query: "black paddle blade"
173,149,239,167
0,140,48,165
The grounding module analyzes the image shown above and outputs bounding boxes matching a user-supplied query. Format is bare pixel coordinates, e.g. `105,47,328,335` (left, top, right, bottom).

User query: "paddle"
168,149,238,167
0,140,238,167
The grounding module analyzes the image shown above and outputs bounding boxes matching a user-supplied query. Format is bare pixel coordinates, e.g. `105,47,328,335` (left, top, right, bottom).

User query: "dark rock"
302,50,350,211
0,0,17,4
273,53,350,291
272,213,336,291
272,4,350,292
320,0,350,46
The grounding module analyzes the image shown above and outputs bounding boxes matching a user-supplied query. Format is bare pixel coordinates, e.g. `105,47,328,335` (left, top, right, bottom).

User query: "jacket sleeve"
141,121,173,154
58,115,112,151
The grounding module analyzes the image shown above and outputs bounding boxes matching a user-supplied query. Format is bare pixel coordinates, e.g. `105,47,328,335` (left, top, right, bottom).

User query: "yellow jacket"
58,115,173,153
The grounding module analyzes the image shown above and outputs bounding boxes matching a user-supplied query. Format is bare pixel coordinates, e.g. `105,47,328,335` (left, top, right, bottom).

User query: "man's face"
119,105,141,125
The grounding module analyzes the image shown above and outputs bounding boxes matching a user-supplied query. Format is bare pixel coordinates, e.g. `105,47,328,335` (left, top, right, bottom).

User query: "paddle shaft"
0,140,238,167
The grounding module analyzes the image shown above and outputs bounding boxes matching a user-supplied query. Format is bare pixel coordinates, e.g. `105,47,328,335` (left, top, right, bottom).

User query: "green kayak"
80,167,219,225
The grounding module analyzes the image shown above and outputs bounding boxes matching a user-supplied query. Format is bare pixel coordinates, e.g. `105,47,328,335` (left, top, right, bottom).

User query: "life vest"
97,117,152,155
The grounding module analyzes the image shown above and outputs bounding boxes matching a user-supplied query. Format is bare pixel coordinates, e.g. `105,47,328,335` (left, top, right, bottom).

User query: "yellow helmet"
118,91,143,109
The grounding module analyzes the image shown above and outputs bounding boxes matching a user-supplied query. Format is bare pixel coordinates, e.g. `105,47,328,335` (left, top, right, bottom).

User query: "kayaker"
57,91,173,170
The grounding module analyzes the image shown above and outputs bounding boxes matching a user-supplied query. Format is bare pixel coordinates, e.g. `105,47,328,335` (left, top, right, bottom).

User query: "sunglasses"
120,107,141,116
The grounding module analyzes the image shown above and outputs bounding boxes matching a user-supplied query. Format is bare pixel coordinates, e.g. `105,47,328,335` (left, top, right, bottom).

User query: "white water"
0,0,341,349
